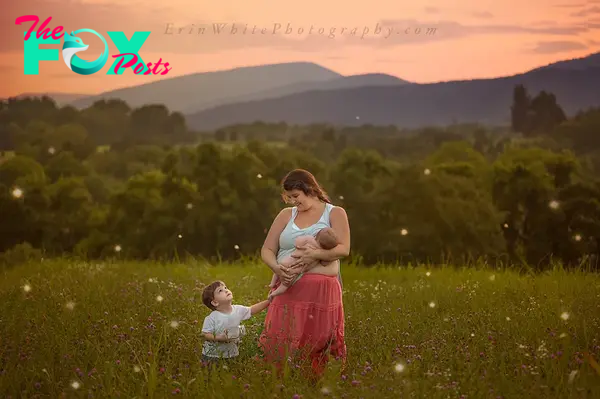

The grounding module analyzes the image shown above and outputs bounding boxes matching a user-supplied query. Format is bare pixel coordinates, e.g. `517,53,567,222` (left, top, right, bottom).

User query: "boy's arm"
202,332,231,342
201,315,230,342
250,300,270,316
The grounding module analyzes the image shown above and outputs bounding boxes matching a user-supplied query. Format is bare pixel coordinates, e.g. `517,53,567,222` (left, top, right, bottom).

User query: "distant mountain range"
70,62,344,113
186,62,600,130
8,51,600,130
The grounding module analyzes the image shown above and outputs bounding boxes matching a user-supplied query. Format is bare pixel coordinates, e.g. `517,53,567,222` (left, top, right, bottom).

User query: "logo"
15,15,172,76
62,29,108,75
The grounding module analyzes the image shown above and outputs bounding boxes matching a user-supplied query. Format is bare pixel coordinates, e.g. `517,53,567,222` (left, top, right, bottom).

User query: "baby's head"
202,280,233,311
316,227,338,250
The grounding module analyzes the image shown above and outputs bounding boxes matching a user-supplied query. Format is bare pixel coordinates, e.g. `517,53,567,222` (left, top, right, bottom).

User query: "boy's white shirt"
201,304,251,358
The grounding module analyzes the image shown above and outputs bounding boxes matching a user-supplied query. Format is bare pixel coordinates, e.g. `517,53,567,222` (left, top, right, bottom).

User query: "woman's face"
284,189,315,211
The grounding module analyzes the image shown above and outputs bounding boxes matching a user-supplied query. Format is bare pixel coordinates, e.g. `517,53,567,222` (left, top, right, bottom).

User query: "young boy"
201,281,270,362
268,227,339,301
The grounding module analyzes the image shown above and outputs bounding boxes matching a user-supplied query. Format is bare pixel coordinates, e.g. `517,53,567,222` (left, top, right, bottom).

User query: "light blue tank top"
277,203,342,287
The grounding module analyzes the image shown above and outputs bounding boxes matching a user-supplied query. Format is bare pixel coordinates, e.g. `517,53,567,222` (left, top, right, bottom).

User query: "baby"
268,227,339,300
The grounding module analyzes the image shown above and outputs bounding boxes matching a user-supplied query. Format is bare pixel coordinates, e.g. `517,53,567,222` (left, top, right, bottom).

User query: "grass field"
1,259,599,398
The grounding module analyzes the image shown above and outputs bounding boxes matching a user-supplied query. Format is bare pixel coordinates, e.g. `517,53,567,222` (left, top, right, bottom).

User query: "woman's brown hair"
281,169,331,204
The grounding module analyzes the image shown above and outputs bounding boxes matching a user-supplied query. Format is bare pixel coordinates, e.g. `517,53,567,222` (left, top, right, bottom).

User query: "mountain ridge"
184,64,600,130
6,51,600,130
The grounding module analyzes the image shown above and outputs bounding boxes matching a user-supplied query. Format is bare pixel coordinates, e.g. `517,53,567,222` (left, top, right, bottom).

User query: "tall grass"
0,259,599,398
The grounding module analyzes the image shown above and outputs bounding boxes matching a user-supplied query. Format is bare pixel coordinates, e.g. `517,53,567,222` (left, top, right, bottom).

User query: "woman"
258,169,350,378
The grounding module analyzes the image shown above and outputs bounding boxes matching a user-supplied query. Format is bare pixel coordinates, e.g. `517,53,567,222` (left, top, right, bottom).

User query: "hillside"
9,51,600,130
3,92,89,106
231,73,411,104
185,59,600,130
69,62,343,113
539,51,600,71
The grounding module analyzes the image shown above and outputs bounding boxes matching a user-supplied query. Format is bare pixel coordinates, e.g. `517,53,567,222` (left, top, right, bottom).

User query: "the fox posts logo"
16,15,172,76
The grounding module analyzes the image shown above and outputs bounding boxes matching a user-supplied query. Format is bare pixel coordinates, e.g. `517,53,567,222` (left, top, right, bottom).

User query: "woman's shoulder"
328,203,346,212
329,204,348,219
278,207,294,216
274,207,294,222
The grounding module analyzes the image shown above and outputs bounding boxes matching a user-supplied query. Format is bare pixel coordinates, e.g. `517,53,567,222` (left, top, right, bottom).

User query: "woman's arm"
261,208,292,274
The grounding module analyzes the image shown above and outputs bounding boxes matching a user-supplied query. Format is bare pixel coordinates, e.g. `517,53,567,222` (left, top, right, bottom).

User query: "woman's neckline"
292,202,328,230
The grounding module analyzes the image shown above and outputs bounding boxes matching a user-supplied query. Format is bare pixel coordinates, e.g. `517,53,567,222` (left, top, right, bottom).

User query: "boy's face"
211,283,233,308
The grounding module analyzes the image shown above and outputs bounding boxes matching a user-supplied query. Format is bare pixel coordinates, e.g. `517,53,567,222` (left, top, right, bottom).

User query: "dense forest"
2,84,600,270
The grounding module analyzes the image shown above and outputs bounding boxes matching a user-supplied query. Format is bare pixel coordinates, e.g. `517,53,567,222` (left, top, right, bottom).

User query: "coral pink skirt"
258,273,346,376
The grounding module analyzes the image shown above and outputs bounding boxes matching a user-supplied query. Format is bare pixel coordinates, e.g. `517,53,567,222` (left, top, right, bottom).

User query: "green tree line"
2,86,600,270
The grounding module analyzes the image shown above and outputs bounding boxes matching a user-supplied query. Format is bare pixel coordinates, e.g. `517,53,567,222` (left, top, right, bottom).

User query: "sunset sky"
2,0,600,97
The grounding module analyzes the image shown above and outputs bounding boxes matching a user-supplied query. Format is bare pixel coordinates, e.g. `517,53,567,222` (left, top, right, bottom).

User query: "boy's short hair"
316,227,338,250
202,280,224,311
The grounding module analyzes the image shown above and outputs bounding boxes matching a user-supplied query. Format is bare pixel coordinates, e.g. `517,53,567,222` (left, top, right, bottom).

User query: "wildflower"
489,274,496,281
156,295,164,302
320,386,331,395
234,244,239,250
48,147,55,155
133,365,141,373
177,234,182,239
426,271,431,277
71,381,80,389
429,301,436,308
574,234,582,242
257,173,262,179
424,168,431,175
503,223,508,228
568,370,578,383
114,245,122,252
186,203,193,209
22,284,31,292
12,187,23,198
549,200,560,210
339,195,344,200
170,320,179,328
65,301,75,310
394,363,405,373
559,333,567,338
560,312,570,321
401,229,408,236
506,316,511,321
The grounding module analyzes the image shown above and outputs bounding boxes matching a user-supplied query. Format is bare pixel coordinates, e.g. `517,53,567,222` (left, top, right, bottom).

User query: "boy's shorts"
202,354,236,366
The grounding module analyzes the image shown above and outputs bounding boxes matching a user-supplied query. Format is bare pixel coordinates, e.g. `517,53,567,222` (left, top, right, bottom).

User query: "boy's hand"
216,333,231,342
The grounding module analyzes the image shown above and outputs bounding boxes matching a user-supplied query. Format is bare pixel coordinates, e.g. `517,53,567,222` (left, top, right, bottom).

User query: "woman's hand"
288,248,319,272
297,247,319,264
278,264,300,286
272,263,286,277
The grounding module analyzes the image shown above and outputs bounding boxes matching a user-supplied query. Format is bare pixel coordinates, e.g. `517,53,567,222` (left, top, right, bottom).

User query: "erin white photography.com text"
163,22,438,39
